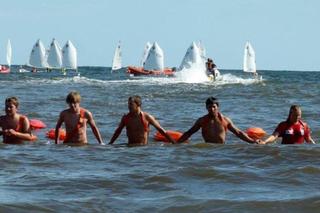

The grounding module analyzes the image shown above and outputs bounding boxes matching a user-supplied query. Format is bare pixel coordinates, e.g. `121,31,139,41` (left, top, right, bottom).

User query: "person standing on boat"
260,105,315,144
55,91,104,145
177,97,259,144
109,96,175,146
0,97,35,144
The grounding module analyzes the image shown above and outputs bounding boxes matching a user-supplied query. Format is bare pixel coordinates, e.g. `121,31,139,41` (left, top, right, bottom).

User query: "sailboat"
179,42,203,70
47,38,62,70
243,41,257,75
62,40,77,72
28,39,48,71
127,42,175,76
0,39,12,74
140,41,152,66
111,41,122,72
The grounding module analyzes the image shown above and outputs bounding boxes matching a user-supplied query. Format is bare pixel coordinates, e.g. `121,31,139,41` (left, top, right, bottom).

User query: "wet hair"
206,97,219,107
128,96,142,107
286,105,301,122
5,97,19,108
66,91,81,104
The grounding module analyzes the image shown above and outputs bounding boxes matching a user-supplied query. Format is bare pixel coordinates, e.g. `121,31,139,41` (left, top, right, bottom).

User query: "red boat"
127,66,175,76
0,65,10,74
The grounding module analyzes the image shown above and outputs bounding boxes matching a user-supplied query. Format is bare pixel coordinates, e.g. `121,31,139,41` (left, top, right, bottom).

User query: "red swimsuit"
274,120,310,144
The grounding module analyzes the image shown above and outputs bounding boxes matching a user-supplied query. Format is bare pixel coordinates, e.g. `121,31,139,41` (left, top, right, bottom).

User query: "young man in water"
55,91,104,145
109,96,175,146
177,97,259,144
260,105,315,144
0,97,35,144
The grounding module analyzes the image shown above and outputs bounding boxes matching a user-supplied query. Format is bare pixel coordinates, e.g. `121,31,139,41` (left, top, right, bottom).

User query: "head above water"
128,96,142,113
66,91,81,104
287,105,302,123
206,97,219,107
5,97,19,108
5,97,19,116
206,97,220,115
128,96,142,107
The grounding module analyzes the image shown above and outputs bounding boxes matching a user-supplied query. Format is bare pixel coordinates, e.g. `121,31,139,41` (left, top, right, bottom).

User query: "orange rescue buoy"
46,128,66,141
154,130,183,142
246,127,266,140
29,119,47,129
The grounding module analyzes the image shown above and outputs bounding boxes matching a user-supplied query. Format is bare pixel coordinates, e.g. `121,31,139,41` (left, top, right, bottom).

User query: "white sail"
179,42,203,70
62,40,77,70
47,38,62,68
111,41,122,71
243,41,256,73
141,42,152,66
6,39,12,67
29,39,48,68
143,42,164,71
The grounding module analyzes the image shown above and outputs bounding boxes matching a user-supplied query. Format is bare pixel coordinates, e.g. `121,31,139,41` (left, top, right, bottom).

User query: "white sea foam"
8,67,263,87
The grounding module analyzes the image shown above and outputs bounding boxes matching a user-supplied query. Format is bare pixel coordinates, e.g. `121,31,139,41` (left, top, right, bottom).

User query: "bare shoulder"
82,108,92,118
143,111,154,120
60,109,69,117
0,115,4,124
196,115,208,125
222,115,232,123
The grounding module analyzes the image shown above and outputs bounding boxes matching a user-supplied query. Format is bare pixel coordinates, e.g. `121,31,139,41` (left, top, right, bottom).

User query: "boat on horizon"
127,42,175,76
243,41,261,80
0,39,12,74
62,40,78,73
47,38,63,71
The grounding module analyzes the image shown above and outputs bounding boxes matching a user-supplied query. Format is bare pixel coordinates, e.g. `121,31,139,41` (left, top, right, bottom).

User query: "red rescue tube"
246,127,266,140
46,128,66,140
29,119,47,129
153,130,183,142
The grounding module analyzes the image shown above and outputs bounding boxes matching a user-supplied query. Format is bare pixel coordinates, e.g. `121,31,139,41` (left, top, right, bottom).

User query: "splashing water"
175,61,209,83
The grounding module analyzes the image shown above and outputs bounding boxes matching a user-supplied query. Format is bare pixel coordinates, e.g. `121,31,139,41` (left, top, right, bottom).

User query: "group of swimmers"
0,91,316,145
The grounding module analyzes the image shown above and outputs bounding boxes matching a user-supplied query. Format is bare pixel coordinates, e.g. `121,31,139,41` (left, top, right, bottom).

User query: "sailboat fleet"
1,38,262,80
23,38,78,73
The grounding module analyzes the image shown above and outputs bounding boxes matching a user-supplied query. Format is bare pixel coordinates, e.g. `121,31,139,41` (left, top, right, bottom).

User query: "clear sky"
1,0,319,71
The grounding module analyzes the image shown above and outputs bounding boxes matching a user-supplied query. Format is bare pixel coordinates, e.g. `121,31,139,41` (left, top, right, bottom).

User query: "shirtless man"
177,97,259,144
109,96,175,146
0,97,35,144
55,91,104,145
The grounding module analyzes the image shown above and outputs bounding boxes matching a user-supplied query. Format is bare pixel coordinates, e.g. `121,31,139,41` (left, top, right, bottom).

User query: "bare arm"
305,127,316,144
146,113,175,144
306,137,316,144
55,112,64,144
87,111,104,145
177,118,202,143
261,132,279,144
0,118,3,135
226,117,257,144
109,116,125,144
7,117,34,141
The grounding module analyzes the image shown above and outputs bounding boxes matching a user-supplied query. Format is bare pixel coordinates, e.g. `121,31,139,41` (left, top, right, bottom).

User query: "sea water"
0,66,319,212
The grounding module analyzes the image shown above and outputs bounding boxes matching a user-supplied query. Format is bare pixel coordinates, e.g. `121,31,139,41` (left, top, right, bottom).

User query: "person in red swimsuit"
261,105,315,144
0,97,35,144
177,97,259,144
55,91,104,145
109,96,175,146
